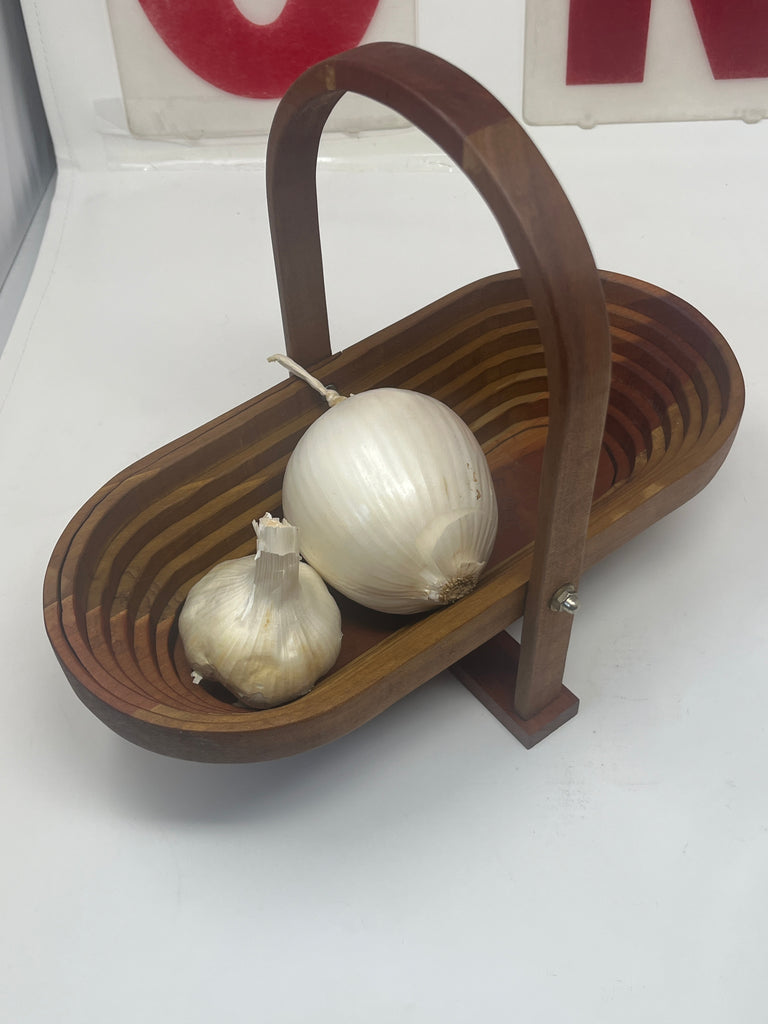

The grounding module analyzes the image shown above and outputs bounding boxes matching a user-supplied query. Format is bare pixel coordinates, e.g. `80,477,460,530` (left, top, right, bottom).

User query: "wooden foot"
450,631,579,749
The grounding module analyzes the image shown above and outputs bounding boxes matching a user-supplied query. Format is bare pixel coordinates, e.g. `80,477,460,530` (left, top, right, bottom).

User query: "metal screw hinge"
549,584,580,614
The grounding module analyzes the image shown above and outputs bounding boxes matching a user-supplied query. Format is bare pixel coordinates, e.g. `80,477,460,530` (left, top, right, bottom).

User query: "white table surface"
2,90,767,1023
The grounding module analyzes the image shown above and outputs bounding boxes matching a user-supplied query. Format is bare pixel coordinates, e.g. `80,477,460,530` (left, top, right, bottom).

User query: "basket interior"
45,271,743,760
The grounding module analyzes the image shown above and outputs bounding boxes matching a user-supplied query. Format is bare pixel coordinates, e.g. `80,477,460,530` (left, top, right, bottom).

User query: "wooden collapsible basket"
43,44,744,761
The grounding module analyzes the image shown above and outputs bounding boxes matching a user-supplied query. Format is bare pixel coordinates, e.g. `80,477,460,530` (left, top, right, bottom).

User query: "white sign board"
525,0,768,126
107,0,417,138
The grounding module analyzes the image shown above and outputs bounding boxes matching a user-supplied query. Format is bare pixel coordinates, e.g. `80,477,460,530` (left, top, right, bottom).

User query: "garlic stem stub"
270,355,499,615
178,514,342,709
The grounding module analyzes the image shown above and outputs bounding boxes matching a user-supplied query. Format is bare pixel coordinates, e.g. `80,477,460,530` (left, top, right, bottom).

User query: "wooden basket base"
451,631,579,748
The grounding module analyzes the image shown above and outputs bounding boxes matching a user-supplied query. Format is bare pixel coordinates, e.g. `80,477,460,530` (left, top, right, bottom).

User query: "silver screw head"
549,584,580,614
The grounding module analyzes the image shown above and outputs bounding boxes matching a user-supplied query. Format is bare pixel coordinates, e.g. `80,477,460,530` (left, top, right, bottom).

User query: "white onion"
274,358,498,615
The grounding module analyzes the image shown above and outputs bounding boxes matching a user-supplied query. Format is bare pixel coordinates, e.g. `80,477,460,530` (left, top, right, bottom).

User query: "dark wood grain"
452,631,580,749
42,45,744,763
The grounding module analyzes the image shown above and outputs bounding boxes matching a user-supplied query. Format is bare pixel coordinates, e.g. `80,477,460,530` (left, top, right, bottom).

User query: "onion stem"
268,353,346,407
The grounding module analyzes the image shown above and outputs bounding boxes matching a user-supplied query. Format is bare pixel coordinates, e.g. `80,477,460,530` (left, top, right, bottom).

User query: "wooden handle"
266,42,612,719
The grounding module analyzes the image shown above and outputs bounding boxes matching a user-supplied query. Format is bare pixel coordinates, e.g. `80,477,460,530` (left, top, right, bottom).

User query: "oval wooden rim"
43,268,744,761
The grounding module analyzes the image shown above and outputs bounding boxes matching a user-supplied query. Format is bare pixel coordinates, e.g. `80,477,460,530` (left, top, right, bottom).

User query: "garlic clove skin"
178,515,342,708
281,388,498,615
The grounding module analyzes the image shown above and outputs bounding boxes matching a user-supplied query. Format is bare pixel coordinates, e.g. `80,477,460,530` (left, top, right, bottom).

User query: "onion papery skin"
178,521,342,708
281,388,499,614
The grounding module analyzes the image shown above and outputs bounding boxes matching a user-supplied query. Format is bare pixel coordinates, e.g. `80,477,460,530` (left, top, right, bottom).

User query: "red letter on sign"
566,0,652,85
689,0,768,79
567,0,768,86
137,0,381,98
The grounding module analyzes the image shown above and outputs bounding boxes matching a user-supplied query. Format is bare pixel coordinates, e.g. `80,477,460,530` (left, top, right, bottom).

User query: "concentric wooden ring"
43,270,744,762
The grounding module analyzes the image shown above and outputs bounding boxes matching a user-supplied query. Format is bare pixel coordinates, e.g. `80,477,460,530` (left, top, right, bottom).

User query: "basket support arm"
266,43,612,733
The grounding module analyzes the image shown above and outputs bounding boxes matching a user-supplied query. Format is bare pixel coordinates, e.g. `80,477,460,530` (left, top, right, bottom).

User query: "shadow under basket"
43,44,744,763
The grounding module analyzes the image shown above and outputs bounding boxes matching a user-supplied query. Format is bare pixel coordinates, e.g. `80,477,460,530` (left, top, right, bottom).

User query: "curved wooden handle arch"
266,42,611,720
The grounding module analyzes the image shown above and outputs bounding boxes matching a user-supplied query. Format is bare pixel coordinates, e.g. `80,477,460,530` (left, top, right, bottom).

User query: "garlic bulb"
271,355,498,615
178,514,342,708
